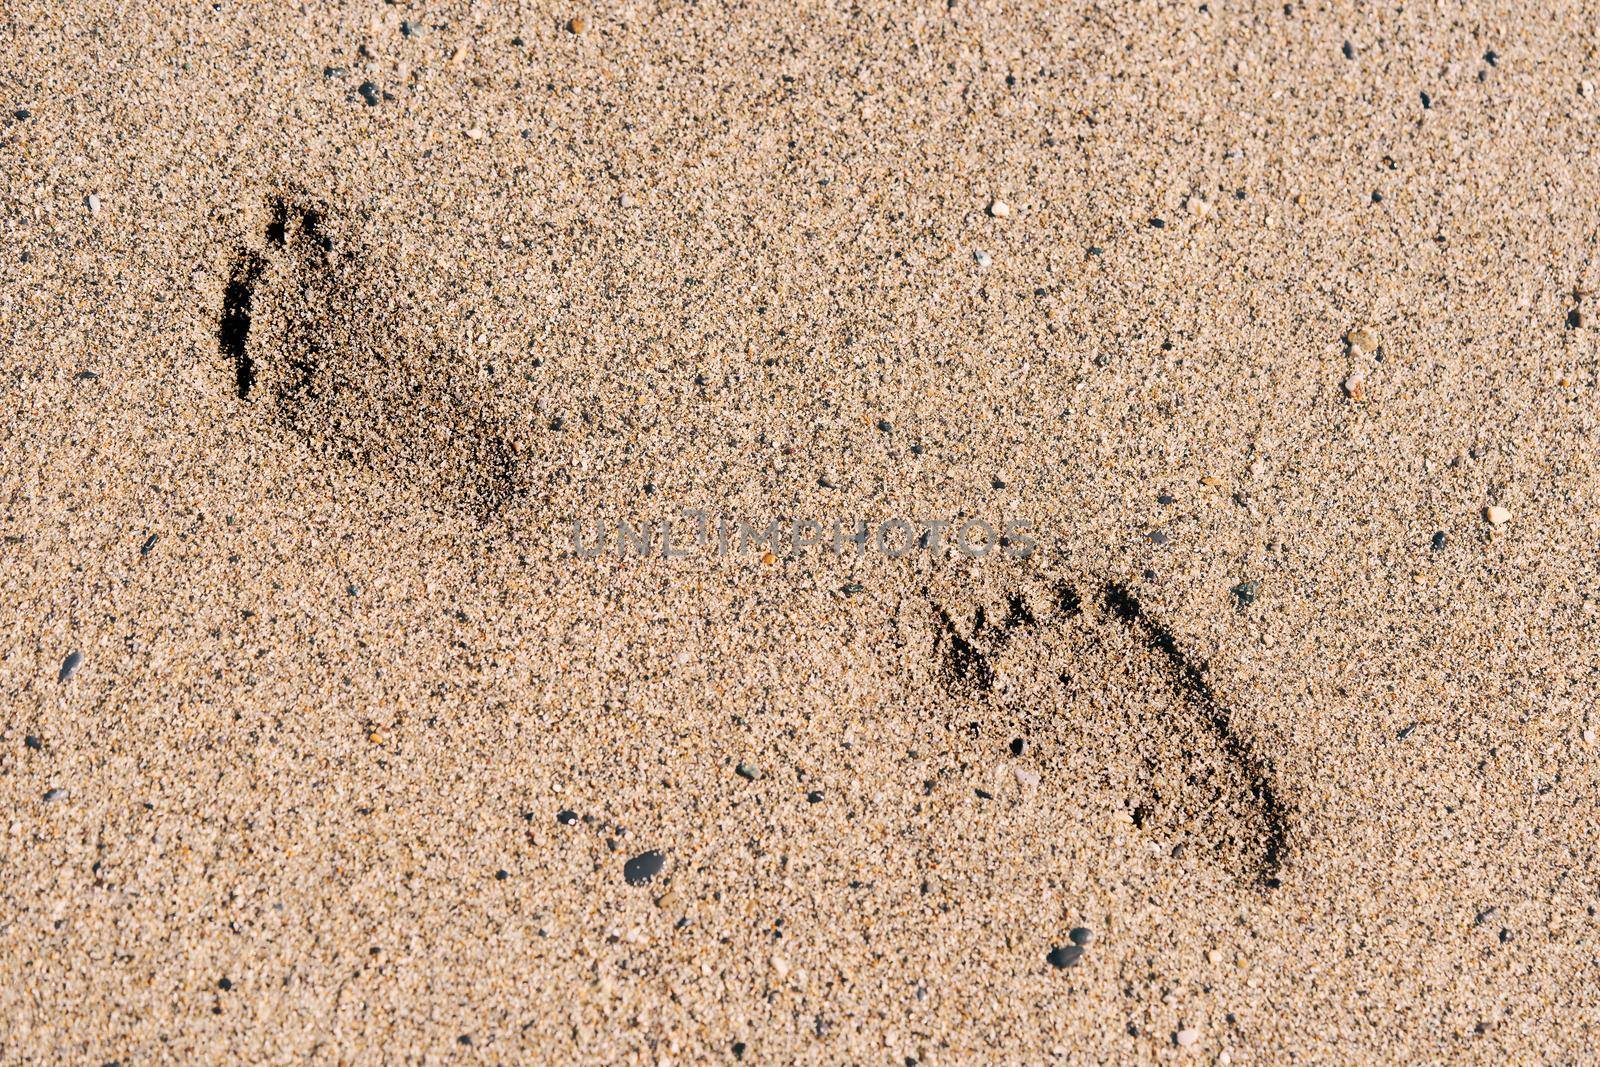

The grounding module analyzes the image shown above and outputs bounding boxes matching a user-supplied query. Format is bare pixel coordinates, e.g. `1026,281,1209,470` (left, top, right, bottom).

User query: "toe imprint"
929,577,1291,890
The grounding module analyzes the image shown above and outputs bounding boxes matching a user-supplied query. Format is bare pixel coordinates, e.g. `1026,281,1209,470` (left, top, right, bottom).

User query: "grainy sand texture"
4,0,1600,1062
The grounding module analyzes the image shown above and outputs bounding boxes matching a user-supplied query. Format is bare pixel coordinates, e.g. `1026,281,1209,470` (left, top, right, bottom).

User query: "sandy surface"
4,0,1600,1061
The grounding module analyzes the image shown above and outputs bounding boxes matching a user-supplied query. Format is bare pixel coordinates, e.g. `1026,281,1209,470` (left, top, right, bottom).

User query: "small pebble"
987,198,1010,218
1068,926,1093,946
556,809,578,824
43,788,68,803
806,790,824,804
1176,1028,1200,1048
59,650,83,683
1430,531,1446,552
568,15,587,33
1484,505,1511,527
623,849,666,885
24,735,43,750
357,82,380,106
735,761,760,780
1046,945,1084,968
1232,581,1259,607
15,108,31,120
1342,370,1367,401
1346,326,1377,355
974,249,992,269
86,194,101,215
1148,530,1169,546
140,533,158,556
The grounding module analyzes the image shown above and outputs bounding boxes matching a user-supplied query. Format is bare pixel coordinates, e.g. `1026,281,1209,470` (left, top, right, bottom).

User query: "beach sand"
3,0,1599,1061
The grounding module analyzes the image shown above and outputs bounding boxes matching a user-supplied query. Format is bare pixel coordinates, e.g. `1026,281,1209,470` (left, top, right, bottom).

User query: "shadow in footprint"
929,578,1290,890
216,191,531,518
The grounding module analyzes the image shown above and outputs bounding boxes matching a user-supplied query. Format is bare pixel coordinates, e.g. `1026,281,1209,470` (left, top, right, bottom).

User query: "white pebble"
86,193,101,215
464,127,485,140
1581,728,1594,746
1176,1028,1200,1049
988,198,1011,218
1484,505,1511,527
974,249,992,269
619,192,638,208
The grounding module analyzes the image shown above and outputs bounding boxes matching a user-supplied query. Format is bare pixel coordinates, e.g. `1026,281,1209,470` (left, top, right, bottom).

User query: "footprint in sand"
927,577,1291,890
217,190,531,516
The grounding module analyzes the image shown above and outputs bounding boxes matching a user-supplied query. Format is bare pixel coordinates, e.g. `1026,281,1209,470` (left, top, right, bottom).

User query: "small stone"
1232,581,1259,607
464,127,485,140
1205,948,1222,964
24,735,42,751
86,194,101,215
1484,505,1511,527
1581,728,1595,746
1176,1028,1200,1048
43,788,67,803
15,108,31,120
58,651,83,683
140,533,159,556
1346,326,1377,355
1148,530,1169,546
1011,766,1039,789
1430,531,1446,552
1068,926,1093,946
988,198,1011,218
974,249,992,269
618,192,638,208
568,15,587,33
1342,369,1367,401
357,81,380,106
623,849,666,885
735,761,760,781
1582,79,1595,98
1046,945,1084,968
556,809,578,824
806,790,824,804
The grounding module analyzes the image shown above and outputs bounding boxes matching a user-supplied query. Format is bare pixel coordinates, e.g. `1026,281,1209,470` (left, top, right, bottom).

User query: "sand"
4,0,1599,1061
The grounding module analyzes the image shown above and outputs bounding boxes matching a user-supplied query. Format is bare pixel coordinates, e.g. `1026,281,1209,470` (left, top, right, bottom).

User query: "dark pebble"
1232,581,1259,607
43,788,67,803
140,533,158,556
1430,530,1446,552
217,977,232,991
1484,49,1499,66
358,82,380,106
14,108,30,120
495,869,509,880
1148,530,1168,546
1420,90,1432,109
556,809,578,825
25,735,42,750
1371,190,1383,203
806,790,824,804
1342,40,1354,59
1068,926,1093,946
457,1034,473,1046
877,419,892,433
1567,309,1582,330
1149,217,1166,228
735,762,760,780
58,650,83,683
1157,493,1176,505
624,849,666,885
1009,737,1024,756
732,1041,747,1060
974,788,993,800
512,36,525,46
1047,945,1084,968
